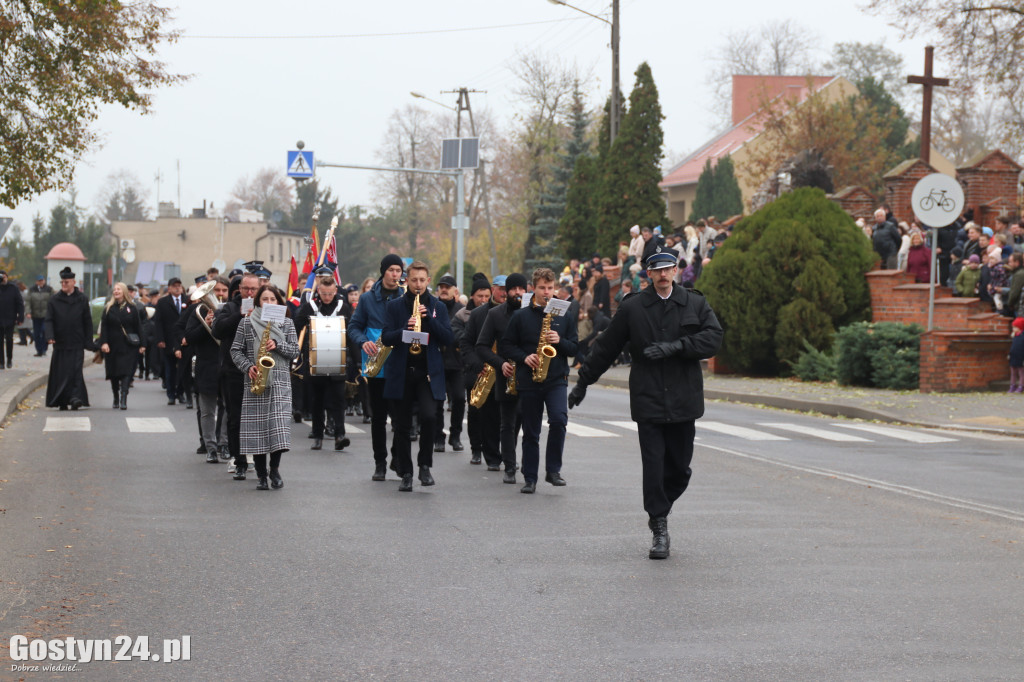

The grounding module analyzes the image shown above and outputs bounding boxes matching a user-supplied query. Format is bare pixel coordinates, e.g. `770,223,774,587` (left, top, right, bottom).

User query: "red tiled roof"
660,75,838,189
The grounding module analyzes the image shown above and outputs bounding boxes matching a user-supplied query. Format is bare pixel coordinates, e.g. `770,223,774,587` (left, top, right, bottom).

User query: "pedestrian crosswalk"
37,415,971,446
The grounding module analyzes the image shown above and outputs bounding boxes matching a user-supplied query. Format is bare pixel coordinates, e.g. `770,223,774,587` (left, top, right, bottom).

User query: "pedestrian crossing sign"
287,150,314,178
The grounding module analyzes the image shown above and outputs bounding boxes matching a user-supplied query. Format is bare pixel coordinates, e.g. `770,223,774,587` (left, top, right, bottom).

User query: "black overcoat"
44,288,94,407
98,301,146,380
183,305,221,395
577,284,723,423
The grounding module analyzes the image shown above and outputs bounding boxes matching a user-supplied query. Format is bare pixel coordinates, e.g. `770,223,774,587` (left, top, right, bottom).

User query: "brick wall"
867,270,1012,392
957,150,1022,228
884,159,937,224
831,186,876,221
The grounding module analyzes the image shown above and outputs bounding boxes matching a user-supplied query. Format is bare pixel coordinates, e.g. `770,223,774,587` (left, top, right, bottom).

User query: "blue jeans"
33,318,47,355
518,383,567,483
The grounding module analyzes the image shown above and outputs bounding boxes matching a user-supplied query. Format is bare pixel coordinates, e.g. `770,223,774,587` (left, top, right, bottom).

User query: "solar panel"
441,138,480,170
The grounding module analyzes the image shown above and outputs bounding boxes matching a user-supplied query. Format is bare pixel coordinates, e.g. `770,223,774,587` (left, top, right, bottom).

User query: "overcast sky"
5,0,938,240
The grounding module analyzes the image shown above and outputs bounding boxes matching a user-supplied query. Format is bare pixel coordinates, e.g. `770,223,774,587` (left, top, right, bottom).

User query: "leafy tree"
854,77,917,167
690,157,744,222
527,84,591,272
31,193,113,298
595,62,670,257
224,168,294,224
0,1,185,207
0,223,36,282
700,187,876,375
823,41,908,105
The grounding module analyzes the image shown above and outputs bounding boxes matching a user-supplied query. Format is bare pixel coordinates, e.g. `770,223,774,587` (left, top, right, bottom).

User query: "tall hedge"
700,187,876,374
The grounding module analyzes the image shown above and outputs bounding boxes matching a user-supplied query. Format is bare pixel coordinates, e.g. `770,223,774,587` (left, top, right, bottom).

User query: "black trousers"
477,395,501,468
367,378,391,464
433,368,465,443
498,397,522,472
253,450,282,478
310,375,346,438
220,370,245,467
0,325,14,364
388,366,437,476
162,349,179,399
637,420,695,520
465,391,482,453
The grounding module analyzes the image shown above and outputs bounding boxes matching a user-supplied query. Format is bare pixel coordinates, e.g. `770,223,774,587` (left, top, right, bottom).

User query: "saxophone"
408,293,423,355
532,311,557,383
250,320,276,395
363,342,392,378
469,343,498,408
507,363,517,396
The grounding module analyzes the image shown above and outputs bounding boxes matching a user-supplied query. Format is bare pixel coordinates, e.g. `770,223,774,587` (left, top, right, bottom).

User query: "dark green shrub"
791,339,837,382
701,187,876,375
834,321,923,389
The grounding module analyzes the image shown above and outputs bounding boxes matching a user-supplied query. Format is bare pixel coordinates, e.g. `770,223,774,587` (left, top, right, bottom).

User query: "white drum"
309,317,347,376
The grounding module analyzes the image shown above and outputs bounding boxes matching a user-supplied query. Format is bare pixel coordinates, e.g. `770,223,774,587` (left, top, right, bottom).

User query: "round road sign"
911,173,964,227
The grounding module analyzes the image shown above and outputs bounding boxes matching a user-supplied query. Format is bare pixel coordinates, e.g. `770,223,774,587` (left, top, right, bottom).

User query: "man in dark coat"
871,208,901,270
0,270,25,368
568,248,723,559
153,277,188,405
27,274,52,357
591,266,610,314
459,275,506,468
477,273,528,482
433,273,466,453
380,260,454,492
44,267,94,409
185,276,228,462
498,268,578,494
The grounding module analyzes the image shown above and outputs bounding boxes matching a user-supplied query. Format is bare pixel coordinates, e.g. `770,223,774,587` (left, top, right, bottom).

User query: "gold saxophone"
507,363,517,396
532,311,557,383
408,292,423,355
363,342,392,378
250,320,276,395
469,343,498,408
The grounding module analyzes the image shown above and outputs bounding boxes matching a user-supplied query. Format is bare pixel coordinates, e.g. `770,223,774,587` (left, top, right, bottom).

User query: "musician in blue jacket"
380,260,454,492
349,254,405,481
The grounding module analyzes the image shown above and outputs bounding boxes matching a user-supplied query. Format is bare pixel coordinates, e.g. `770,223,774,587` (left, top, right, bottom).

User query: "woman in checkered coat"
231,284,299,491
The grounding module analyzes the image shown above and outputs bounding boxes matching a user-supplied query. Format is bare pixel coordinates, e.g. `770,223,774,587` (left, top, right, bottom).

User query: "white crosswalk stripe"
43,417,90,432
344,425,366,435
604,420,637,432
564,422,617,438
830,423,955,444
699,421,790,441
126,417,176,433
758,422,872,442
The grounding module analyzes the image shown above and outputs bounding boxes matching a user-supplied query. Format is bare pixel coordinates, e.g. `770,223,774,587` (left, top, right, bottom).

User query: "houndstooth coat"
230,315,299,456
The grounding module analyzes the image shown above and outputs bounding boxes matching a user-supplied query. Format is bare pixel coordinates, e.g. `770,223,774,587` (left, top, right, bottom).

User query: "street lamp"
410,91,457,113
547,0,620,144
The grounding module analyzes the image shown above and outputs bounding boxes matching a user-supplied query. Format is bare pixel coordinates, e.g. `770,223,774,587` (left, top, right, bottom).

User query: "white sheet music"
402,330,429,345
240,298,254,315
521,293,533,308
261,303,286,324
544,298,571,316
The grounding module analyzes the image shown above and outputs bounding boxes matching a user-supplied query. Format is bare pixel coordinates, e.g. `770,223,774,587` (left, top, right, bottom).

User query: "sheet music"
520,293,533,308
260,303,287,324
402,330,429,345
240,298,254,315
544,298,571,316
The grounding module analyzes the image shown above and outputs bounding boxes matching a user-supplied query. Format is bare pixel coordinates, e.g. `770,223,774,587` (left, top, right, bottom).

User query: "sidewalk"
575,364,1024,438
4,340,1022,437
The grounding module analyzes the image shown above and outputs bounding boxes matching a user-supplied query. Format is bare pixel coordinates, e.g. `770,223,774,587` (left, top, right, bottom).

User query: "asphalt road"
1,375,1022,681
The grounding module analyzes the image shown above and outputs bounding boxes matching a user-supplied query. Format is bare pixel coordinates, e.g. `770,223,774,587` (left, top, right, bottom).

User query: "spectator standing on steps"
871,208,901,270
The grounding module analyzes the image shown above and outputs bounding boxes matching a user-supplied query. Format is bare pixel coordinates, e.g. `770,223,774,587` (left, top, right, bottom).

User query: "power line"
183,17,587,40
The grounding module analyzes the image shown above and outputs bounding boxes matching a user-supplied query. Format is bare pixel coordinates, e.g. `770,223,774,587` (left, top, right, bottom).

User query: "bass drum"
309,316,347,376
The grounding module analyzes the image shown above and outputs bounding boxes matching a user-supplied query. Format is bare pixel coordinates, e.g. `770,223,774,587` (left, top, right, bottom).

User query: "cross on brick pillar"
907,46,950,165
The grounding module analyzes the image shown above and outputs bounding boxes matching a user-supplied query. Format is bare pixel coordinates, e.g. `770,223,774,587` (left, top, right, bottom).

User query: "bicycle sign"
911,173,964,227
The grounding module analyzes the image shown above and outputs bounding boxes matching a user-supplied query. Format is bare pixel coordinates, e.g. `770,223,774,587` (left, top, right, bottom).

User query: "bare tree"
705,20,821,128
223,168,294,223
96,169,151,223
869,0,1024,155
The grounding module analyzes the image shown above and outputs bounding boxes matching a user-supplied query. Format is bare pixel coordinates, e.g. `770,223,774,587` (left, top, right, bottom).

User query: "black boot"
269,469,284,489
111,381,120,409
418,466,435,486
372,463,387,481
398,474,413,492
256,476,270,491
119,377,130,410
648,517,670,560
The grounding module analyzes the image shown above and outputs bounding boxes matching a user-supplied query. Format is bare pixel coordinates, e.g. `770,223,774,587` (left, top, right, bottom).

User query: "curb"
1,374,48,425
589,374,1024,439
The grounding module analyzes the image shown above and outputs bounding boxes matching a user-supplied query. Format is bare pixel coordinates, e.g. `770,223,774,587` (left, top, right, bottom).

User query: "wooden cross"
907,46,950,165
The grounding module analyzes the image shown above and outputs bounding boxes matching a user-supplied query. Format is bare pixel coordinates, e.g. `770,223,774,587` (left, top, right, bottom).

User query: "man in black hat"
349,253,405,481
44,267,94,409
433,273,466,453
154,276,188,405
0,269,24,369
567,248,723,559
293,265,350,451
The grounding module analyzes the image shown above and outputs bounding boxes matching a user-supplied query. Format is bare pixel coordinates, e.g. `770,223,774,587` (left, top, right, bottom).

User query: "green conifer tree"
690,159,715,222
595,62,669,257
710,156,744,219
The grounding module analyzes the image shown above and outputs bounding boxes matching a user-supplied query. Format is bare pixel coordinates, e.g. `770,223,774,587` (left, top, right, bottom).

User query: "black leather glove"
643,339,684,361
567,384,587,409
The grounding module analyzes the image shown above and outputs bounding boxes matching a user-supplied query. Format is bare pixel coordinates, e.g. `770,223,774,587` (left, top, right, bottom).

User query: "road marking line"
701,442,1024,524
126,417,175,433
605,421,637,432
758,422,871,442
344,425,365,435
700,421,790,441
565,422,617,438
831,423,955,443
43,417,90,432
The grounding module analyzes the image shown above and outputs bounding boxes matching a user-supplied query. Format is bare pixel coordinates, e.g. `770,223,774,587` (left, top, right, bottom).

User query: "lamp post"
547,0,619,144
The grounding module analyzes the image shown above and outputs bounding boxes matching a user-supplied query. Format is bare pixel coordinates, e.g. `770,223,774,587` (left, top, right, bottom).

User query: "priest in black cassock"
45,267,95,410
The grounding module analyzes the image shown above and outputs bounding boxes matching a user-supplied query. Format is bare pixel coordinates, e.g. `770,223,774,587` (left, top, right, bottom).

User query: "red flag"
302,221,320,278
287,255,299,299
324,234,342,284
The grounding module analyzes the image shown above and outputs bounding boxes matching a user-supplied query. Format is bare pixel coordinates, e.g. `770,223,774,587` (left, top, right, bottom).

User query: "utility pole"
442,87,498,279
611,0,620,144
